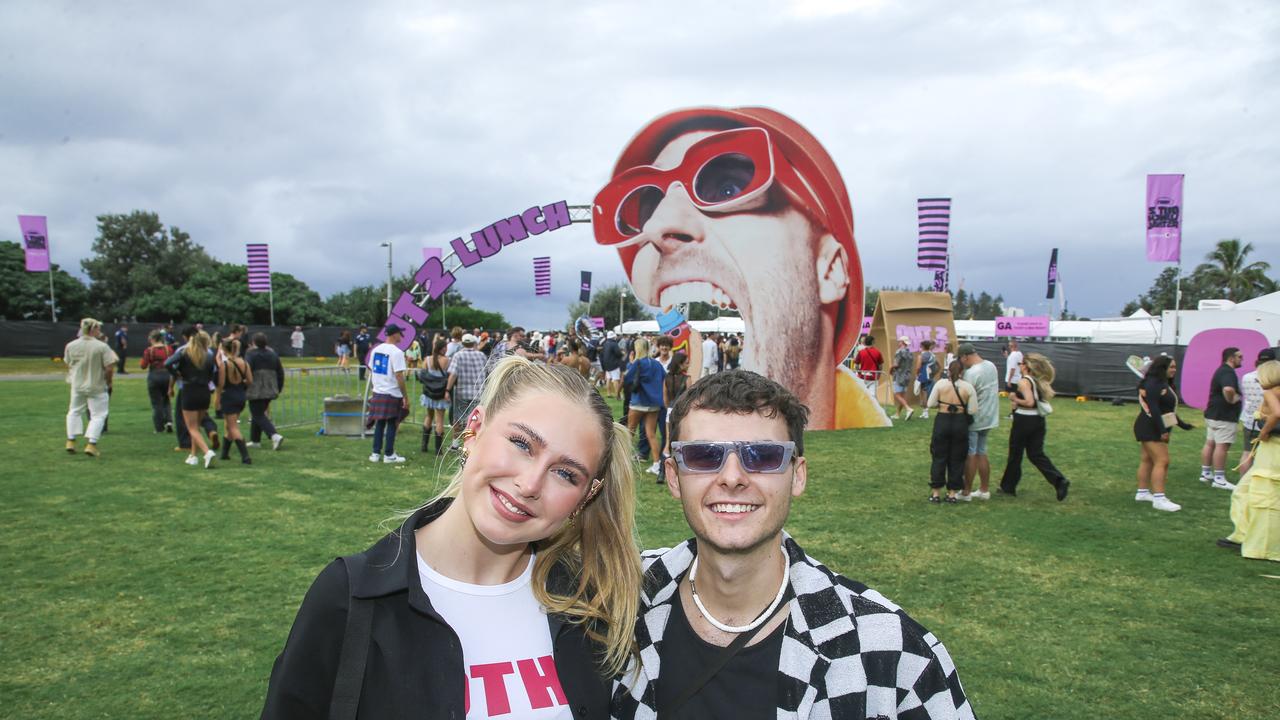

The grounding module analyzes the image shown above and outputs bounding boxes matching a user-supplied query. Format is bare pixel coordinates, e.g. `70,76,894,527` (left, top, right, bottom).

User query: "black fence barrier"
966,341,1184,401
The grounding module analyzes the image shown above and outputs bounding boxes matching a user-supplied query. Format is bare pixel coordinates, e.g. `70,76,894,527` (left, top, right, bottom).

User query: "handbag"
1031,382,1053,416
1161,411,1178,429
416,367,447,400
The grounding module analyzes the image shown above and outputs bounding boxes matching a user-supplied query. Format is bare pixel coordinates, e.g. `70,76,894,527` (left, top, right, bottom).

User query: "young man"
614,370,974,719
1201,346,1243,489
289,326,305,358
354,324,372,380
958,344,1000,500
445,333,487,435
853,334,883,395
366,324,409,463
64,318,118,457
113,324,129,374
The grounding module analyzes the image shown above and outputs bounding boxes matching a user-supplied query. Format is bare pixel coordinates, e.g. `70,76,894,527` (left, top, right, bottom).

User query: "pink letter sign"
995,316,1050,337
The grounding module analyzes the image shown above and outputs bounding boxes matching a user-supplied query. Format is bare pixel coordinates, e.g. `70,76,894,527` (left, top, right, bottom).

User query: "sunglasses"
593,127,823,248
670,440,797,474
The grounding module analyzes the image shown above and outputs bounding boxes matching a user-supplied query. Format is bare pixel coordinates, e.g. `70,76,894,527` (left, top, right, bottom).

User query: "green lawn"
0,355,347,376
1,378,1275,719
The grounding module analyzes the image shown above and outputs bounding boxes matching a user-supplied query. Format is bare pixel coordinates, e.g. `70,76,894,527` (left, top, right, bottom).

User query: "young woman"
262,356,641,718
926,360,977,503
139,329,174,433
418,338,451,455
405,336,423,368
1234,360,1280,562
998,353,1070,500
623,337,665,476
1134,356,1191,512
913,339,939,420
215,338,253,465
165,330,218,468
244,332,285,450
336,330,353,370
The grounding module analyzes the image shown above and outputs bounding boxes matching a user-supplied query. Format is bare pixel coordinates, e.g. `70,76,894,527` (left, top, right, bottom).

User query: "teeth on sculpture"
660,281,736,310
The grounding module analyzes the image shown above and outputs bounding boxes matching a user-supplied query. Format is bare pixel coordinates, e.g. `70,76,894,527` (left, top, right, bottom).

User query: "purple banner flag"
579,271,592,303
17,215,50,272
916,198,950,270
1046,248,1058,299
246,243,271,293
533,256,551,296
422,246,442,263
1146,174,1183,262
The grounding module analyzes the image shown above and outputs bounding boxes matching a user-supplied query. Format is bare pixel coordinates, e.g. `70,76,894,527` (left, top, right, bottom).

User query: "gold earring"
458,429,475,467
568,479,603,524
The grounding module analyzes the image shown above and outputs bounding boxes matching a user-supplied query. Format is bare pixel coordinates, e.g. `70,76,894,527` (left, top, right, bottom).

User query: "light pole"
379,241,393,319
619,287,627,331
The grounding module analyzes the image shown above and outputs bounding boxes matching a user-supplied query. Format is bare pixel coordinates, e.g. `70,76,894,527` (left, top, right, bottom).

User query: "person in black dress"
216,338,253,465
166,330,218,468
1134,356,1192,511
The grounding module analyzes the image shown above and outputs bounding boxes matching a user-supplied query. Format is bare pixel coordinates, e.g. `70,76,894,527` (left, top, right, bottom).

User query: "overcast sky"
2,0,1276,328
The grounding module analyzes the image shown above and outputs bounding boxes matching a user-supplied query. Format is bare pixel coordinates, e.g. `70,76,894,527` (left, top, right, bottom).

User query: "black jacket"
260,500,612,720
599,339,623,372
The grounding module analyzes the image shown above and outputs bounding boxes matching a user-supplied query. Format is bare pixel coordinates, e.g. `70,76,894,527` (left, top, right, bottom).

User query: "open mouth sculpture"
657,280,738,311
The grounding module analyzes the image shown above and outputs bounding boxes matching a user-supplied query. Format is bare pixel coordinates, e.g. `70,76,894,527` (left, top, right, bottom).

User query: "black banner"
579,271,592,303
1046,248,1058,299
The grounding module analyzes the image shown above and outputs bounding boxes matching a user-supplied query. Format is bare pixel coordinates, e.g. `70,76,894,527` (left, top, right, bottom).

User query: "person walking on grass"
927,360,977,503
335,330,353,371
1201,347,1244,490
958,344,999,501
914,339,940,420
1134,356,1193,512
289,326,305,358
63,318,117,457
418,338,451,455
998,353,1070,501
354,324,372,380
624,336,666,476
244,333,285,451
366,324,409,464
214,338,253,465
172,326,220,454
139,329,174,434
890,336,915,420
113,324,129,374
166,330,218,469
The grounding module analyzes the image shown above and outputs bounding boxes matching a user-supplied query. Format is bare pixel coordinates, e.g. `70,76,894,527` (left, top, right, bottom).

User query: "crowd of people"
62,319,287,469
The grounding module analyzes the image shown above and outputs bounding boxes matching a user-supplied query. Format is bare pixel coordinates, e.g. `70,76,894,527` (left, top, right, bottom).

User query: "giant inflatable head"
592,107,863,372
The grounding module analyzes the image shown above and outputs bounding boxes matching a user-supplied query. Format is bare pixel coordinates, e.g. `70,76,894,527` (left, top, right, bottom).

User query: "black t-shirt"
655,593,784,720
1204,364,1242,422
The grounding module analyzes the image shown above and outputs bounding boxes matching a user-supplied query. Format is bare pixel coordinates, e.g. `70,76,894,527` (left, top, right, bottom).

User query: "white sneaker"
646,461,660,475
1199,475,1212,484
1211,478,1236,490
369,453,381,462
921,410,929,419
973,490,991,500
383,454,407,464
1135,492,1154,503
272,434,285,451
184,455,199,466
203,449,216,469
904,409,915,421
1152,497,1182,512
244,441,259,448
957,493,972,502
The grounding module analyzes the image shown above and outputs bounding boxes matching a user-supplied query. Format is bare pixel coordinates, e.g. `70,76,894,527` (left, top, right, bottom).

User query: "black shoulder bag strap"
329,554,374,720
659,629,755,720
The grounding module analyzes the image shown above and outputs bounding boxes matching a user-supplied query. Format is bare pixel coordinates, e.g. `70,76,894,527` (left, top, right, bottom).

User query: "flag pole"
47,262,57,322
1174,261,1182,346
269,285,276,327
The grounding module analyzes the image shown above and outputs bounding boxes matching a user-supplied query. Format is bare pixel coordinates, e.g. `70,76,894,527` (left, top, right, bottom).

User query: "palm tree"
1193,239,1276,302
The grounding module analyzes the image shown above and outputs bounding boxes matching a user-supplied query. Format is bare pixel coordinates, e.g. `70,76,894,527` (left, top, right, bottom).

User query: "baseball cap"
898,336,911,344
384,323,405,336
462,333,478,345
957,343,977,356
606,330,617,339
603,106,861,367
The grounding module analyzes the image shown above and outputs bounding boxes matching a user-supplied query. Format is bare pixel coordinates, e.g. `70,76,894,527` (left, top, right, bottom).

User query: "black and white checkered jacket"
611,535,977,719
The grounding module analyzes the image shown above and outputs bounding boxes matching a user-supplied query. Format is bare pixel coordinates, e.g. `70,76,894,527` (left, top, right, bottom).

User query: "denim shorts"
967,428,990,455
892,381,907,394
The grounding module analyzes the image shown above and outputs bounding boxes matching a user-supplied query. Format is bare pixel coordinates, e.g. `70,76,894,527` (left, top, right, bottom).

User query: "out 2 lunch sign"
995,316,1050,337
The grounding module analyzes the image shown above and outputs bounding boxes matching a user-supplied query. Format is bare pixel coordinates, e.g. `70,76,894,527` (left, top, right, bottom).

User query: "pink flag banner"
1146,174,1183,262
422,246,442,263
246,243,271,293
17,215,50,272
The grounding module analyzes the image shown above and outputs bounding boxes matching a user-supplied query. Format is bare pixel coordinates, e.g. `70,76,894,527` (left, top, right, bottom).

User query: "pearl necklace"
688,545,790,634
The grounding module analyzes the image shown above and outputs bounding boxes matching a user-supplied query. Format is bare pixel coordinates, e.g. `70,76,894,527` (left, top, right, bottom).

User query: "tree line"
0,210,508,328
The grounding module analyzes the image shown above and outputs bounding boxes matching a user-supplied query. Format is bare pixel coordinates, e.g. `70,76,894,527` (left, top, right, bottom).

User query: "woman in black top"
166,330,218,468
245,333,286,450
1134,356,1191,512
216,338,253,464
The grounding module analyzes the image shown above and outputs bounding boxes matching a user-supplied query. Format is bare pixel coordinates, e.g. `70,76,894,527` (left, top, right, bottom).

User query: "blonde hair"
632,337,650,359
426,355,640,676
1258,360,1280,389
1023,353,1056,400
188,331,211,368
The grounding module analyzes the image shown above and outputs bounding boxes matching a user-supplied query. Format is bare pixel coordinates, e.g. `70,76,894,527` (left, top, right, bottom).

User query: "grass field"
0,355,344,376
2,374,1276,719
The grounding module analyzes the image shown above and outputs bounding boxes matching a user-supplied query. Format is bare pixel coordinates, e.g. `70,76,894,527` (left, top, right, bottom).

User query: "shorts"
337,344,350,357
892,381,908,394
606,368,621,381
967,428,990,456
1205,419,1238,445
630,405,659,413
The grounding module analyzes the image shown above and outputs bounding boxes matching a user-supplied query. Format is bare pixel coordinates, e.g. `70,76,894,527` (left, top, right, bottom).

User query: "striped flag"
246,243,271,293
916,198,951,270
533,256,551,296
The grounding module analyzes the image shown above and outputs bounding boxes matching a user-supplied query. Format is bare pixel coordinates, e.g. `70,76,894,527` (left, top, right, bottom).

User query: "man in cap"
366,324,409,463
63,318,118,457
593,106,888,429
445,333,488,435
958,343,1000,500
614,370,974,719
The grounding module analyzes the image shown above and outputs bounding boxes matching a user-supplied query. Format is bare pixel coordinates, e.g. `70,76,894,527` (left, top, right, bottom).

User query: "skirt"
366,392,408,428
1133,412,1164,442
1240,439,1280,562
420,395,449,411
181,384,211,412
220,385,247,415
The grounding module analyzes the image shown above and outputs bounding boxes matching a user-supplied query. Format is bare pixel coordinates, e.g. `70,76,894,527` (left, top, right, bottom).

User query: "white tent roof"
1236,291,1280,313
616,317,745,335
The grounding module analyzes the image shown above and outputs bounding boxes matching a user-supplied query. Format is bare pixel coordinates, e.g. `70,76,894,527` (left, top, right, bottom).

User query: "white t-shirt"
369,342,407,397
417,552,572,719
701,338,718,369
1006,350,1024,385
